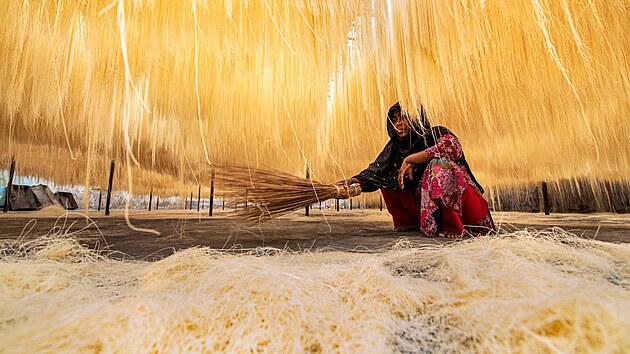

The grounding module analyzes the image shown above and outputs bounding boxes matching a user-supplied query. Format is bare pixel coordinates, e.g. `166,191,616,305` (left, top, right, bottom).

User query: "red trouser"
439,185,489,234
380,189,420,228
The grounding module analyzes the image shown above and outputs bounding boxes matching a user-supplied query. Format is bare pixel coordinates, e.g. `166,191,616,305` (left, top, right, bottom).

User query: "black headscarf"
354,102,431,192
355,103,485,194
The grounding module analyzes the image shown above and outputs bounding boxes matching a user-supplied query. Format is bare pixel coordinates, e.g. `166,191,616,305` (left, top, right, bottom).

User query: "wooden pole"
156,196,160,210
350,198,353,210
197,185,201,211
190,192,193,210
209,169,215,217
148,189,153,211
222,198,225,210
3,157,16,213
305,164,310,217
542,181,550,215
604,181,616,213
97,189,102,211
105,160,115,216
380,195,383,211
336,198,340,211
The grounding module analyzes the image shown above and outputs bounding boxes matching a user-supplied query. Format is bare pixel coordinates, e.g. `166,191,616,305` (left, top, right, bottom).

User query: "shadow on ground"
1,209,628,260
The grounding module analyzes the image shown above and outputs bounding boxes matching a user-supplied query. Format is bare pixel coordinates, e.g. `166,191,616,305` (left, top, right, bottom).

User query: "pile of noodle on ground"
1,229,628,352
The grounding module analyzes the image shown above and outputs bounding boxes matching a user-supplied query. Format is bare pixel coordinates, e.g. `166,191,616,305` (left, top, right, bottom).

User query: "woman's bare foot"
437,230,460,238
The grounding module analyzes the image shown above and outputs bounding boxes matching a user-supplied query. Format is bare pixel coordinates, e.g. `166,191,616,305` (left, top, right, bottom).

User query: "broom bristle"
214,165,361,222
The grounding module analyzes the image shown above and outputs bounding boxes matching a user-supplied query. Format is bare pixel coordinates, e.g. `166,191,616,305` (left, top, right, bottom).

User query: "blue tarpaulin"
0,186,5,208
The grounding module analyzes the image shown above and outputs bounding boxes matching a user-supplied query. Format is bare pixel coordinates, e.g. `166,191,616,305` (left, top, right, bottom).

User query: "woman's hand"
398,159,413,188
335,177,360,188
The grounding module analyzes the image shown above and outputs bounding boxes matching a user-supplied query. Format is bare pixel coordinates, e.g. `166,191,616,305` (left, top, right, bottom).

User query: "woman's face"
391,110,410,138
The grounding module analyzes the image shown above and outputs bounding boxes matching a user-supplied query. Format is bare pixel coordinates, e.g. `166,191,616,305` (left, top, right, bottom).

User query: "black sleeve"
353,173,379,193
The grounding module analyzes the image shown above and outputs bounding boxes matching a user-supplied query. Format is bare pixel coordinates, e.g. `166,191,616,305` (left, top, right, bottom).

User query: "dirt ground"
1,207,628,260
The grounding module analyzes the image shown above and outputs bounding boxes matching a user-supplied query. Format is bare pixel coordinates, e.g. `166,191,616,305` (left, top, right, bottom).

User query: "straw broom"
214,165,361,222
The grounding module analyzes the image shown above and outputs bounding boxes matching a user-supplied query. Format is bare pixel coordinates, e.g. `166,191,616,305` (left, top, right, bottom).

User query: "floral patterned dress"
418,134,495,237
